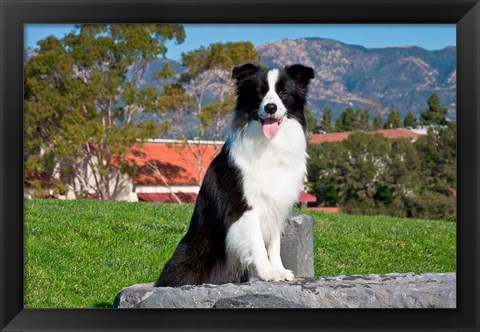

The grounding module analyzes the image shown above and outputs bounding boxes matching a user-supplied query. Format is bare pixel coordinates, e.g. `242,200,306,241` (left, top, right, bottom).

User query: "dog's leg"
267,233,294,281
227,211,292,282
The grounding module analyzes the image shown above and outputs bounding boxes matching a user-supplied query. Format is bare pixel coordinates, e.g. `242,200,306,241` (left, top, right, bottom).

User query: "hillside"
24,37,456,122
257,38,456,120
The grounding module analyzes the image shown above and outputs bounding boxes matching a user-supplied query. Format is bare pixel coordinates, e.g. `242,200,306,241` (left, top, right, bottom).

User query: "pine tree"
403,111,418,128
353,109,370,131
372,114,384,130
318,107,333,133
384,106,403,129
304,107,319,133
419,94,448,126
335,108,355,132
410,122,456,220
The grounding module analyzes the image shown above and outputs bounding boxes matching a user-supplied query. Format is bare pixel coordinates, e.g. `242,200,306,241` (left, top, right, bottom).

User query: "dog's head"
231,63,314,139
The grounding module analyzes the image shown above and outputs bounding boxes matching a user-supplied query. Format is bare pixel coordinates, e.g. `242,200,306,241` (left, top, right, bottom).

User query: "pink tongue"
262,118,280,139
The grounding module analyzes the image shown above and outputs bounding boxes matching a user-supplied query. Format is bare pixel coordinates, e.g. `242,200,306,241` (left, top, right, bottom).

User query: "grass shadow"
94,301,114,308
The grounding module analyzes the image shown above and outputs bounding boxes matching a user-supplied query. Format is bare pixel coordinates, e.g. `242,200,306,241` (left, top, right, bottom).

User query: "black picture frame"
1,0,479,331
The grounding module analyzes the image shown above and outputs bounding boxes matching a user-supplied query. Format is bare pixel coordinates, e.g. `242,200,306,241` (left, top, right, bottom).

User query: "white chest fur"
228,118,307,243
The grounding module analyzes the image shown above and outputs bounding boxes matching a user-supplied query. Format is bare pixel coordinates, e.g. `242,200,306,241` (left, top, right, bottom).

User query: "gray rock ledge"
114,272,456,308
213,294,308,308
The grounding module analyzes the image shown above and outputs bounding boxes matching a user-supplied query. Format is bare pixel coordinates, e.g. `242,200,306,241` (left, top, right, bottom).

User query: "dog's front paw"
280,269,294,281
259,269,295,282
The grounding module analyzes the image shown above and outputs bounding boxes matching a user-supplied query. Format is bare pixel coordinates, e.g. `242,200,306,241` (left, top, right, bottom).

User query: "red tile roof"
371,129,424,140
309,132,351,144
129,141,317,205
139,191,314,204
127,142,221,186
137,192,198,203
129,130,422,192
309,129,424,144
300,191,317,203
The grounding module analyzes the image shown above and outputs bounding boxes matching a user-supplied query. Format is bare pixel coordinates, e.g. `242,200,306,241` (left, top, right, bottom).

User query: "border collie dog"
154,63,314,287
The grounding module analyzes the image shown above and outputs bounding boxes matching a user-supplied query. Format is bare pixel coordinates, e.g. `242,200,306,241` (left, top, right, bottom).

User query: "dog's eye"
278,91,287,98
257,87,268,98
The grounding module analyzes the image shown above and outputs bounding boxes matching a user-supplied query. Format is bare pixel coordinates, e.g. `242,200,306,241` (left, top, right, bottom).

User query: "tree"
371,114,384,130
382,138,423,217
307,142,347,206
415,123,456,195
307,125,456,220
405,123,456,220
318,107,333,133
180,42,260,141
335,108,355,132
309,133,395,213
352,109,370,131
340,132,392,214
24,24,185,199
419,94,448,126
384,106,403,129
157,41,261,184
403,111,418,128
305,107,319,134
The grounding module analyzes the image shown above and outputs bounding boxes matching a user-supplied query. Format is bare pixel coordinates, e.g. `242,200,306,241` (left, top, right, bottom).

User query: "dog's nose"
264,103,277,114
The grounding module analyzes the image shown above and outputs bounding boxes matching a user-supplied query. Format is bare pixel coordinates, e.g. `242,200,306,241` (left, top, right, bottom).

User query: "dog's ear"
232,63,260,81
285,64,314,85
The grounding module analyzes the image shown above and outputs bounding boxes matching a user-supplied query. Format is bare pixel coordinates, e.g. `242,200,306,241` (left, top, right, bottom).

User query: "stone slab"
114,272,456,309
213,294,308,308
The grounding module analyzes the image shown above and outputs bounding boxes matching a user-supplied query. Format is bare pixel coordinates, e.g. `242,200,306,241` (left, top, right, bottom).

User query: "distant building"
309,128,425,145
24,138,317,205
127,139,316,206
29,130,426,204
128,139,221,203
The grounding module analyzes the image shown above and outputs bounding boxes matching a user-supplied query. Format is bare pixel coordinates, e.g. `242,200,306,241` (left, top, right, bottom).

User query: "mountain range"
258,38,456,120
24,37,456,122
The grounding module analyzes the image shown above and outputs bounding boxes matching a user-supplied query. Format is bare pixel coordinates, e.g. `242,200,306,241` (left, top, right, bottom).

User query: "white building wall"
134,185,200,194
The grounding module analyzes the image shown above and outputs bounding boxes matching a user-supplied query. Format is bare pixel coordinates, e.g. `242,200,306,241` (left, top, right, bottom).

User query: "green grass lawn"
24,199,456,308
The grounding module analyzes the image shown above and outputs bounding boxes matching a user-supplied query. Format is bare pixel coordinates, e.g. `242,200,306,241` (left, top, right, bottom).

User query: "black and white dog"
154,63,314,287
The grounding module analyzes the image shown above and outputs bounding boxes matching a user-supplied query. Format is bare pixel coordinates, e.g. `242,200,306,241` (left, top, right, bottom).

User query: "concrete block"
281,214,314,277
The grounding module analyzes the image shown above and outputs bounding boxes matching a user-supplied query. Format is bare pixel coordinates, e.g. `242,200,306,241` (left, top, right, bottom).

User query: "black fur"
232,63,313,133
154,142,250,287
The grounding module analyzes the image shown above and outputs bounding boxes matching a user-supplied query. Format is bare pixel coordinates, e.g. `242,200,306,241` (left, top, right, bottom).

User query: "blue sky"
25,24,455,62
